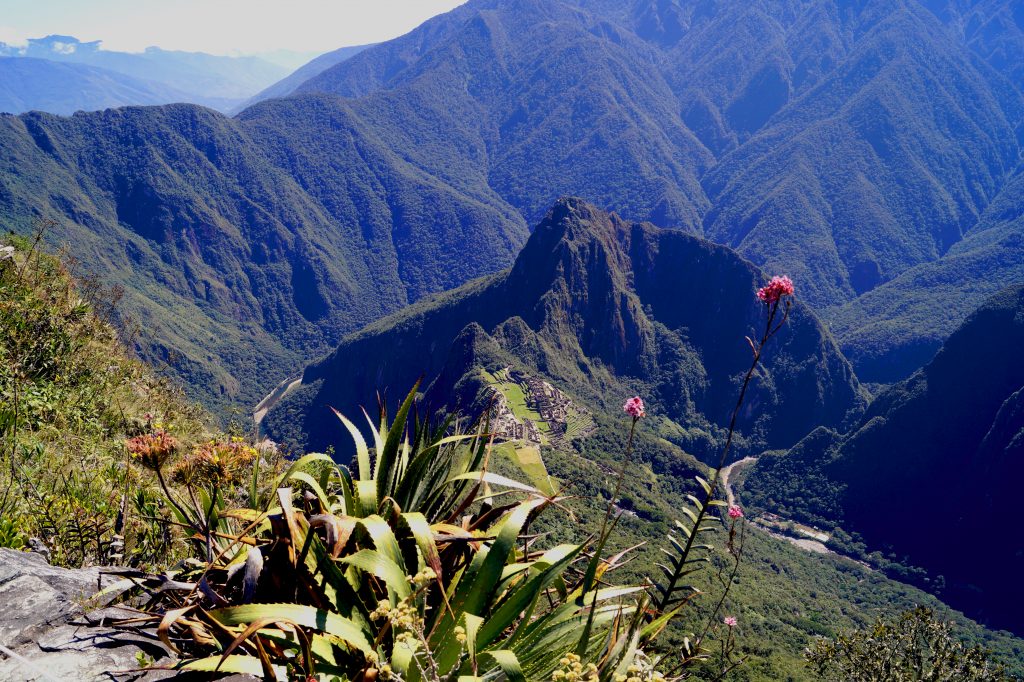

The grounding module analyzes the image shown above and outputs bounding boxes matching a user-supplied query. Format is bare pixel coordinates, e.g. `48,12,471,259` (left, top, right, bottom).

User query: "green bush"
806,607,1011,681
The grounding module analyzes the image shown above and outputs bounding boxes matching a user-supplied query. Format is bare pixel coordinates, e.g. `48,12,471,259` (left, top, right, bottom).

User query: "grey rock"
0,549,177,681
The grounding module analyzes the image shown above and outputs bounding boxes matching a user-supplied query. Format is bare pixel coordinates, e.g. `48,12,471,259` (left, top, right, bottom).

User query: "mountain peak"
271,200,864,458
509,198,651,375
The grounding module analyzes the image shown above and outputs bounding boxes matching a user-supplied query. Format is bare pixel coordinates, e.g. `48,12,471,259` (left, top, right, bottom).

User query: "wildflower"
552,653,596,682
125,431,177,471
756,275,794,304
170,439,258,486
724,616,737,627
727,505,743,519
623,396,645,419
409,566,437,587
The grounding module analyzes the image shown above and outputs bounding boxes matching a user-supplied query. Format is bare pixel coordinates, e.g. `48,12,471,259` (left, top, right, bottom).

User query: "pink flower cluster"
623,396,645,419
724,616,738,627
727,505,743,519
756,275,794,304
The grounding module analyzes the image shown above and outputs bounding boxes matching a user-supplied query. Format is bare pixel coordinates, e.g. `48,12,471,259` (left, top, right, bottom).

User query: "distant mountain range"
264,198,866,458
1,0,1023,402
0,56,191,115
0,35,293,112
743,283,1024,634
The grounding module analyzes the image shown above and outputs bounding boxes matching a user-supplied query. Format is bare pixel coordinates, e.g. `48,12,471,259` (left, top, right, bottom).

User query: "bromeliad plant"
103,275,796,681
107,384,671,681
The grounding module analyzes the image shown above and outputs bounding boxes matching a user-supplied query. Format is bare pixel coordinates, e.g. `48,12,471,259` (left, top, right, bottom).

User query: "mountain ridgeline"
1,0,1024,406
743,284,1024,634
0,103,527,410
264,199,866,460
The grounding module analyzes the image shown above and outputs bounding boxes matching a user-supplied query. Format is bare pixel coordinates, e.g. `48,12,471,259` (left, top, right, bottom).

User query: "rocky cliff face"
265,198,866,458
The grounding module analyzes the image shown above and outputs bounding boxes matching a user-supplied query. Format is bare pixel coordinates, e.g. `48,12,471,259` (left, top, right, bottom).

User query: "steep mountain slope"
743,284,1024,633
299,0,1023,308
1,35,288,112
240,44,374,109
0,102,526,410
700,0,1022,307
296,0,714,230
830,160,1024,382
264,199,865,458
0,57,189,115
924,0,1024,91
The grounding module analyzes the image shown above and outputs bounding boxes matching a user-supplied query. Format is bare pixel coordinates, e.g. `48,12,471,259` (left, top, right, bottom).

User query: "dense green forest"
2,0,1024,412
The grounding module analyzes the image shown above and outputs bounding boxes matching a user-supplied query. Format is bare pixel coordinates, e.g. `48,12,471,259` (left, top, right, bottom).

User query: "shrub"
805,607,1011,681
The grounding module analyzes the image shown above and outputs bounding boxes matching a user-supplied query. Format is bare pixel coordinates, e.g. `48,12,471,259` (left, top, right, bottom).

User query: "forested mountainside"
299,0,1023,307
830,161,1024,381
240,44,373,110
263,199,865,457
3,0,1024,410
742,284,1024,634
0,103,527,411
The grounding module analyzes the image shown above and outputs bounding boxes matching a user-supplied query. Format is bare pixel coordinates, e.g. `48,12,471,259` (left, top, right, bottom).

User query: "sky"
0,0,466,59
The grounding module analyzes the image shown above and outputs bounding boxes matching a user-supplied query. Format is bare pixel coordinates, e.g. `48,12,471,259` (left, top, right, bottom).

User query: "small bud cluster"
370,598,422,633
613,654,666,682
407,566,437,587
551,653,598,681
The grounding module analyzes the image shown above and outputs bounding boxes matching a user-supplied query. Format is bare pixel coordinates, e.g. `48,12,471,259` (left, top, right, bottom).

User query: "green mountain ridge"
264,198,866,460
0,101,527,410
3,0,1024,406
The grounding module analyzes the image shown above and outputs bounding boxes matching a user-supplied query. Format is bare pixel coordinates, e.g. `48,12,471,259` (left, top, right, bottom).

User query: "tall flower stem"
654,297,790,613
581,413,639,598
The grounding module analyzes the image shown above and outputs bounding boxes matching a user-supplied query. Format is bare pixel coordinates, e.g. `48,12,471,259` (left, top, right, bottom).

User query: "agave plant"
103,384,671,681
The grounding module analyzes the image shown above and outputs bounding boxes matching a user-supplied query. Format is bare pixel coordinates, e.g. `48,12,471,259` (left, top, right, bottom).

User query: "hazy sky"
0,0,466,56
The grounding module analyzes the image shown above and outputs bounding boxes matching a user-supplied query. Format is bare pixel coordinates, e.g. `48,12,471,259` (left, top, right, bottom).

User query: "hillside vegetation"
0,234,278,568
2,0,1024,414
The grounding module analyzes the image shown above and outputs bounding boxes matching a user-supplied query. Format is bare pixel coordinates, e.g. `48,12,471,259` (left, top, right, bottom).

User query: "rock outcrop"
0,549,173,681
